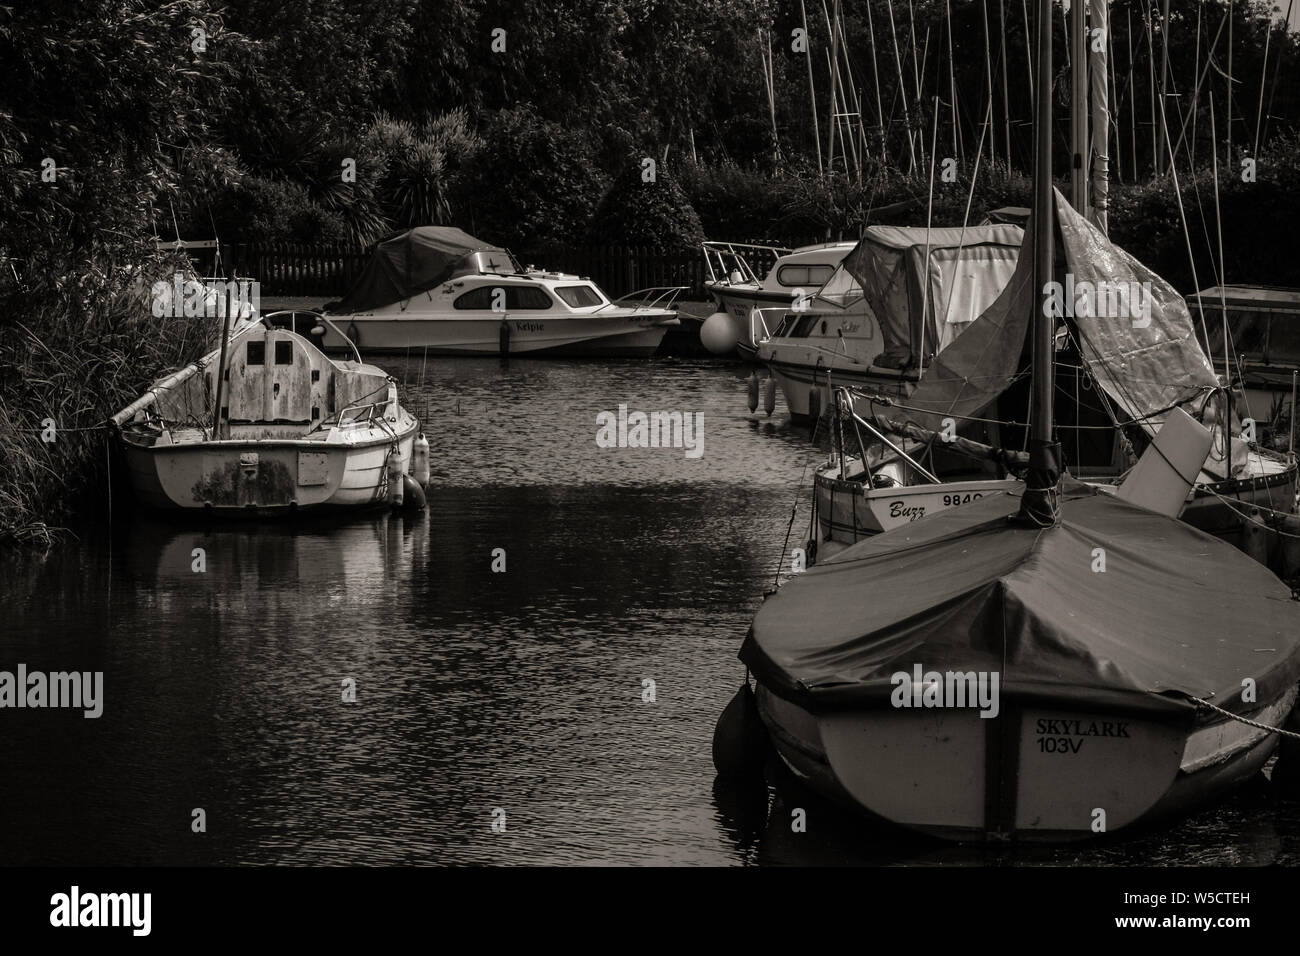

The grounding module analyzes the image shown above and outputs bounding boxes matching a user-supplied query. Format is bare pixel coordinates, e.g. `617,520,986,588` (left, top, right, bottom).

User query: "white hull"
123,428,417,514
766,355,918,420
322,312,675,356
757,683,1297,842
815,472,1020,554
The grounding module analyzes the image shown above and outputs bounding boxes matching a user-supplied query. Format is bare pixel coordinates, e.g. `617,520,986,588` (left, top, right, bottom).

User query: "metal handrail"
337,401,387,427
605,286,687,312
262,309,362,364
701,241,791,285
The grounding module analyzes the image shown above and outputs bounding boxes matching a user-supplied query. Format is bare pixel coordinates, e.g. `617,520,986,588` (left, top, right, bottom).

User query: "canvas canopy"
895,190,1230,463
740,479,1300,723
334,227,511,313
840,224,1022,368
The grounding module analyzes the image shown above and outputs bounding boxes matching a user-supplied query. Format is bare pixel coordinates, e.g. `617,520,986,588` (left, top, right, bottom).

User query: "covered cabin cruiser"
700,240,857,358
755,224,1023,421
322,226,680,357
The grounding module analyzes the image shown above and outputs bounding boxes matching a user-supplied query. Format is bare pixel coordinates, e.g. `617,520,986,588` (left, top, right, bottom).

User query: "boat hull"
1182,461,1299,547
121,426,417,515
815,474,1020,555
756,683,1296,842
320,312,675,357
705,285,799,357
767,356,918,420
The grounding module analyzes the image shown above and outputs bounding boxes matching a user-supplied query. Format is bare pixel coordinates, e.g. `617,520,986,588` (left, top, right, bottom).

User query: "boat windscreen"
815,264,865,309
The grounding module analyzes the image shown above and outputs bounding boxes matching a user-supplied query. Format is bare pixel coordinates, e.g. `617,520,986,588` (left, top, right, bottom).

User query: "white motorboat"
321,227,680,357
699,240,856,358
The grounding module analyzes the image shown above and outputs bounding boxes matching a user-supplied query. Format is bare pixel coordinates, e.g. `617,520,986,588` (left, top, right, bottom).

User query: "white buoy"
701,311,739,354
386,448,404,508
412,433,430,488
747,372,759,413
763,376,777,417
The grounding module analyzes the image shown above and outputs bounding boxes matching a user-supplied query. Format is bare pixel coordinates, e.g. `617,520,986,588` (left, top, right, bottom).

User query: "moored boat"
754,223,1023,421
112,311,421,514
321,226,681,357
719,7,1300,843
742,479,1300,842
699,240,856,358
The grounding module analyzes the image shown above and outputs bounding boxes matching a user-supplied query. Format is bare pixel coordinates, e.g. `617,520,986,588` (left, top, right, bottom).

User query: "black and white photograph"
3,0,1300,936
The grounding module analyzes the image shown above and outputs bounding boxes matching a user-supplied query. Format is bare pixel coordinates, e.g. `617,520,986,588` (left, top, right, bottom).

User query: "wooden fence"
189,240,819,300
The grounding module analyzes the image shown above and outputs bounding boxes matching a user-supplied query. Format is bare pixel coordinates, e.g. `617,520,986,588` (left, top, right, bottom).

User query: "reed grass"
0,254,220,546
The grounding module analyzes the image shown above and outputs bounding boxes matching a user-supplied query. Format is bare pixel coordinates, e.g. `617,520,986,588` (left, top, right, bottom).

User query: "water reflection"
3,356,1300,864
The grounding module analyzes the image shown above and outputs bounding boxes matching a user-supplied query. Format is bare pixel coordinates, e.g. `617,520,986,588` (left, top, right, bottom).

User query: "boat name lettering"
941,492,984,507
515,321,545,332
1034,718,1130,738
888,500,926,521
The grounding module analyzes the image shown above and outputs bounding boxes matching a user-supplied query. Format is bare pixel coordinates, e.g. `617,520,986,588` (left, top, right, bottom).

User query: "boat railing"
832,386,940,484
702,240,791,286
337,401,389,428
261,309,362,364
606,286,687,312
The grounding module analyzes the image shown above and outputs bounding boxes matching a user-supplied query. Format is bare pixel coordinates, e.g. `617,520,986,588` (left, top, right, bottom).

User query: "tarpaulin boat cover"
334,226,510,313
741,479,1300,723
897,190,1222,441
841,224,1022,368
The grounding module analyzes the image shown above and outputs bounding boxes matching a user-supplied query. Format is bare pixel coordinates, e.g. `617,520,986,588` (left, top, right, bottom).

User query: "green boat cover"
741,479,1300,723
334,227,512,313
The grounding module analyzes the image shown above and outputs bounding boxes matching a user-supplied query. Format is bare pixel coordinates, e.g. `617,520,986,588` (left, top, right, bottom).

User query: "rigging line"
774,414,824,590
1196,486,1300,535
935,98,993,338
1152,68,1216,371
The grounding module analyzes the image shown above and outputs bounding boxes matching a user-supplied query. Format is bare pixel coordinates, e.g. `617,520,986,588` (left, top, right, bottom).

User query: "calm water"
5,356,1300,865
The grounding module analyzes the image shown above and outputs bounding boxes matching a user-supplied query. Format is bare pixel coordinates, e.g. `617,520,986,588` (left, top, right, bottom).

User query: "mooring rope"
1188,696,1300,740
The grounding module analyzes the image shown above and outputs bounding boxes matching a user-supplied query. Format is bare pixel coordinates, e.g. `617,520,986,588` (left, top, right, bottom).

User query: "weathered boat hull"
122,428,417,514
756,683,1297,842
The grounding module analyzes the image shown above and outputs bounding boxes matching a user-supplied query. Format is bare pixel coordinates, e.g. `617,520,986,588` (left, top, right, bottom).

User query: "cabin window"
246,341,265,365
554,285,604,308
1225,309,1270,359
790,314,820,338
510,287,553,309
777,264,835,288
1267,315,1300,362
453,285,553,311
275,341,294,365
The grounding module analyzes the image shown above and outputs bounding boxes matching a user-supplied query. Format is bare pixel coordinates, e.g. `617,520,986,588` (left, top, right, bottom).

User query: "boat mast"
1021,0,1060,526
1089,0,1110,233
1070,0,1088,214
211,284,234,441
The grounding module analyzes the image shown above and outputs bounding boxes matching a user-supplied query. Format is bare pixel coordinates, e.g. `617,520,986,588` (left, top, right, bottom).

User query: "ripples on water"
4,356,1300,865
